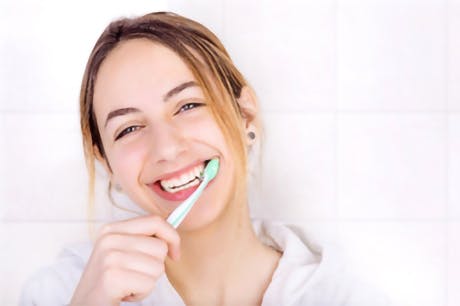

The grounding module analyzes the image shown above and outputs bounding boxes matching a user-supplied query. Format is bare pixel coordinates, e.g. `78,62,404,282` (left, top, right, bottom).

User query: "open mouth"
158,160,210,193
149,160,212,202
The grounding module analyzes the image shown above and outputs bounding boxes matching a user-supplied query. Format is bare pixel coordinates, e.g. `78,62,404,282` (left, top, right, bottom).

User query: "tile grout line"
334,0,340,223
445,0,450,304
2,217,458,224
260,109,460,115
221,0,226,43
0,109,79,115
445,106,450,306
0,219,108,224
2,110,460,117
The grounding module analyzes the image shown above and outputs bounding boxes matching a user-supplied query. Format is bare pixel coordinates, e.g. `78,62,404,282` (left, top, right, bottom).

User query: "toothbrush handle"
166,176,210,228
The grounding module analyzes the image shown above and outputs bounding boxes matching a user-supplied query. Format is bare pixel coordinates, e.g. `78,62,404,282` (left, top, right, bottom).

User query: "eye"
115,125,142,141
174,102,204,115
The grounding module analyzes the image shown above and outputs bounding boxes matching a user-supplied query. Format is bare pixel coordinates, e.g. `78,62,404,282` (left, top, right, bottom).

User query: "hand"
70,215,180,306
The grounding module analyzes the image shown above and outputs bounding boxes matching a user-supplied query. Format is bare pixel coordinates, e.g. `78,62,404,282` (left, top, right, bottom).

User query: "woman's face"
93,38,235,230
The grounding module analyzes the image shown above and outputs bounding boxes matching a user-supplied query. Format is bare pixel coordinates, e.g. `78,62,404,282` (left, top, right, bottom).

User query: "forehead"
93,38,196,113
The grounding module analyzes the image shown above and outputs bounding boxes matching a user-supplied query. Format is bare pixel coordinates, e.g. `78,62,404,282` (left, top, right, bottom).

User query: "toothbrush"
166,158,220,228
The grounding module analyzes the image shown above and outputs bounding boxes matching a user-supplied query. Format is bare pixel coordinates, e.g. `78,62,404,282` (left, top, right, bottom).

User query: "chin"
178,190,234,233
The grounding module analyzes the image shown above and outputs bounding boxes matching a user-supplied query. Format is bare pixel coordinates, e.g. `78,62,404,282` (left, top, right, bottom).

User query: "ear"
237,86,259,130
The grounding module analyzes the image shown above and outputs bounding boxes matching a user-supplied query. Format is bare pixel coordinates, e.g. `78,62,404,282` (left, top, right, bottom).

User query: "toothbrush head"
204,158,219,181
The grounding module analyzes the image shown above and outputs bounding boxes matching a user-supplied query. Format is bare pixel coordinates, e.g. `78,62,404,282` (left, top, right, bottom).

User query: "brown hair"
80,12,255,217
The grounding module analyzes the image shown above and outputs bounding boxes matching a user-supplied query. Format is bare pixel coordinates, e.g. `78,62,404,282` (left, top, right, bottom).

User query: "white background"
1,0,459,305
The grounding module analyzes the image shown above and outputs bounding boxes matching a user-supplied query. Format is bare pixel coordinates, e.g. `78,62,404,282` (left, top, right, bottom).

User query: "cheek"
109,141,148,186
181,114,230,154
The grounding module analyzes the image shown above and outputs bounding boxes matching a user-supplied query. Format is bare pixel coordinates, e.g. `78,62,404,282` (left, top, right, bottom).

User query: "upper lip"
148,159,209,184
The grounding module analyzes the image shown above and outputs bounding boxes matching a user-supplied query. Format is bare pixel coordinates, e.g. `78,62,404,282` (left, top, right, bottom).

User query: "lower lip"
150,181,201,202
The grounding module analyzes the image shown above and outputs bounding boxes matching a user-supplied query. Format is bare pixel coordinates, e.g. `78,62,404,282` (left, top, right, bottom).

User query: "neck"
165,203,279,305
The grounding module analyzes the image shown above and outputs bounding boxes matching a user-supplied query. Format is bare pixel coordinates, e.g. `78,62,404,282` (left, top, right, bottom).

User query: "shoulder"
20,242,92,306
254,220,395,306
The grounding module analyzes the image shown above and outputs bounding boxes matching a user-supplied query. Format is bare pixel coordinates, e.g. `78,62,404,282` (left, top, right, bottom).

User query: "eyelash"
115,125,142,141
114,102,205,141
174,102,204,115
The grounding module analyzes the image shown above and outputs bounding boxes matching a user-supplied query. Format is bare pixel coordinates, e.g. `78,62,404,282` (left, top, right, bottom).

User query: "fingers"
97,234,169,261
101,250,166,279
71,215,181,305
98,215,181,260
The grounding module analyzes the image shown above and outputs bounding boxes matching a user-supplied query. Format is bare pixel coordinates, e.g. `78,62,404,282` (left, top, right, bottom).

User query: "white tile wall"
338,0,446,111
250,113,337,222
448,222,460,306
449,114,460,218
0,113,89,221
0,115,7,220
449,0,460,110
223,0,337,112
0,113,117,222
338,113,447,219
446,3,458,304
1,0,456,305
338,221,447,306
167,0,225,39
0,0,168,112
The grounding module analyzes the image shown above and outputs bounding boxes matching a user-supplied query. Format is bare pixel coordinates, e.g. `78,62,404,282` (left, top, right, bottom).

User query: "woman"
21,12,392,306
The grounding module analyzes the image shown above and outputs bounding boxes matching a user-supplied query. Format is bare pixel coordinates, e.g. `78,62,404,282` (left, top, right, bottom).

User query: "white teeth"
171,179,181,187
163,178,200,193
194,166,201,178
179,172,191,185
160,163,205,193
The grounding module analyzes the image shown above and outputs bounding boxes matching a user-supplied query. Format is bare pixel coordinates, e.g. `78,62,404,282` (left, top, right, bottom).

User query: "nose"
148,122,187,164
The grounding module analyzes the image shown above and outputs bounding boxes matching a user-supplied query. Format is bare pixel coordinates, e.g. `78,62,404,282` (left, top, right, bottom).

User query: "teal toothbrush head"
203,158,219,181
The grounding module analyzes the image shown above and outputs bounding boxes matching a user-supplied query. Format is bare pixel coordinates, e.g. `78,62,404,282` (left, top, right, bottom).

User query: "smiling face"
93,39,236,230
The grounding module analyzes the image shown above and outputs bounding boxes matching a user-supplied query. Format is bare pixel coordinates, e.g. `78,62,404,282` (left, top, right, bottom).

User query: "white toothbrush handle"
166,176,210,228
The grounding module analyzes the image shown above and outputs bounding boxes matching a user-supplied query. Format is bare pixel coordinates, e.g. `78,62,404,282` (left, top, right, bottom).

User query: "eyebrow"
104,107,140,128
163,81,198,101
104,81,198,128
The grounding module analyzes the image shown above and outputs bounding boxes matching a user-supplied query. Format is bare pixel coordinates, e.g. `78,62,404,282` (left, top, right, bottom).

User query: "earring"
248,131,256,140
114,183,123,192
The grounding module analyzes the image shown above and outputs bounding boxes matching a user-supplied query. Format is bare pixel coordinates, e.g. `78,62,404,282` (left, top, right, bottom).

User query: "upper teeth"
160,163,204,193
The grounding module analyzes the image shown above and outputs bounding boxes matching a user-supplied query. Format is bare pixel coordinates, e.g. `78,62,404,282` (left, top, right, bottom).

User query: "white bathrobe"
20,220,394,306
